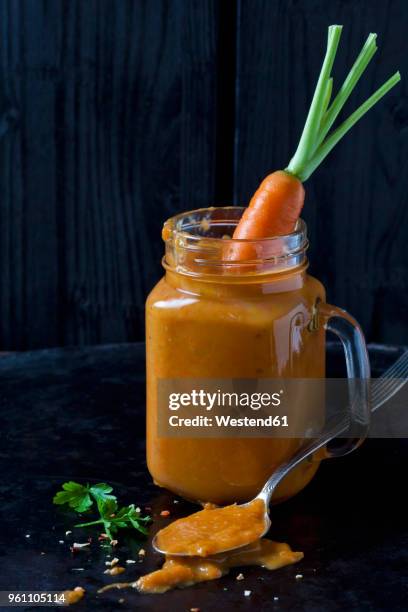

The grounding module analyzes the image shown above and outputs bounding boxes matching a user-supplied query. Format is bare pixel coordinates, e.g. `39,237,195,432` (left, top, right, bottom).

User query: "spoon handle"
257,421,347,507
258,419,347,506
259,349,408,506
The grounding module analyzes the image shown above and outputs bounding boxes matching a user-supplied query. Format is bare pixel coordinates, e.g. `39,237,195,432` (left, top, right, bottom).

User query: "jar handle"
317,301,371,458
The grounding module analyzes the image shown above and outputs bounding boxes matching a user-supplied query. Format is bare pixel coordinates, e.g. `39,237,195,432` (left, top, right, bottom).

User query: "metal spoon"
152,419,345,557
153,351,408,557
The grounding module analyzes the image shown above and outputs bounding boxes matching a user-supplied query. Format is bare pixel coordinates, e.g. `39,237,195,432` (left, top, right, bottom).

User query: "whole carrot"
233,171,305,239
229,26,400,256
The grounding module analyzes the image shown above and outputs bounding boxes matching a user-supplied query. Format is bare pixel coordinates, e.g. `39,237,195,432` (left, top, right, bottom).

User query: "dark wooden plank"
234,0,408,344
0,0,219,349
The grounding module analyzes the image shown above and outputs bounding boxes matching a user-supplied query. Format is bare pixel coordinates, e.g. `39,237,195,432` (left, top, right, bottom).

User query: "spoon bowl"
152,497,271,558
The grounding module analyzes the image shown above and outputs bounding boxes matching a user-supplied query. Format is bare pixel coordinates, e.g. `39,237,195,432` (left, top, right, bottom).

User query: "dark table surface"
0,342,407,612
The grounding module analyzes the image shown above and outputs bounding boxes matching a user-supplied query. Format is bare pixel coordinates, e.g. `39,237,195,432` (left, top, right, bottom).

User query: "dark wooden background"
0,0,407,350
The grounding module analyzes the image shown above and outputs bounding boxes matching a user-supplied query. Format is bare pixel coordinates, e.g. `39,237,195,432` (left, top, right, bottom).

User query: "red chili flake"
160,510,170,517
98,533,109,541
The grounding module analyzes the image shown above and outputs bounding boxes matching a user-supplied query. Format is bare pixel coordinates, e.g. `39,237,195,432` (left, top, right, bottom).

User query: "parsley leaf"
53,481,93,513
89,483,116,505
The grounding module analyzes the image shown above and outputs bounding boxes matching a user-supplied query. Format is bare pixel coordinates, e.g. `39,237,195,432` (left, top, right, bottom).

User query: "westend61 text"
168,415,289,428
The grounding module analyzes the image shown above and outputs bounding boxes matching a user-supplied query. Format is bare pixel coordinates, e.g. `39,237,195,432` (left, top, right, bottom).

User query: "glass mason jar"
146,207,370,505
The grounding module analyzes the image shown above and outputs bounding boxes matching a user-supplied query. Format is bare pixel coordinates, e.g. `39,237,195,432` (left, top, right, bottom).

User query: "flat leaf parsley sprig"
53,481,151,541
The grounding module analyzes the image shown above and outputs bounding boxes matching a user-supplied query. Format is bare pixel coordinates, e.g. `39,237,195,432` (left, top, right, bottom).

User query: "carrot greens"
286,25,400,182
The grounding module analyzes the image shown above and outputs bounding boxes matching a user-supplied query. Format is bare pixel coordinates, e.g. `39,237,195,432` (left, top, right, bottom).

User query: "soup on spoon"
153,499,267,557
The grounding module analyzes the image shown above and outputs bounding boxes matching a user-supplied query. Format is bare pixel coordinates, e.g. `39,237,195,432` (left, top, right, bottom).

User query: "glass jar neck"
162,206,309,282
165,264,308,297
